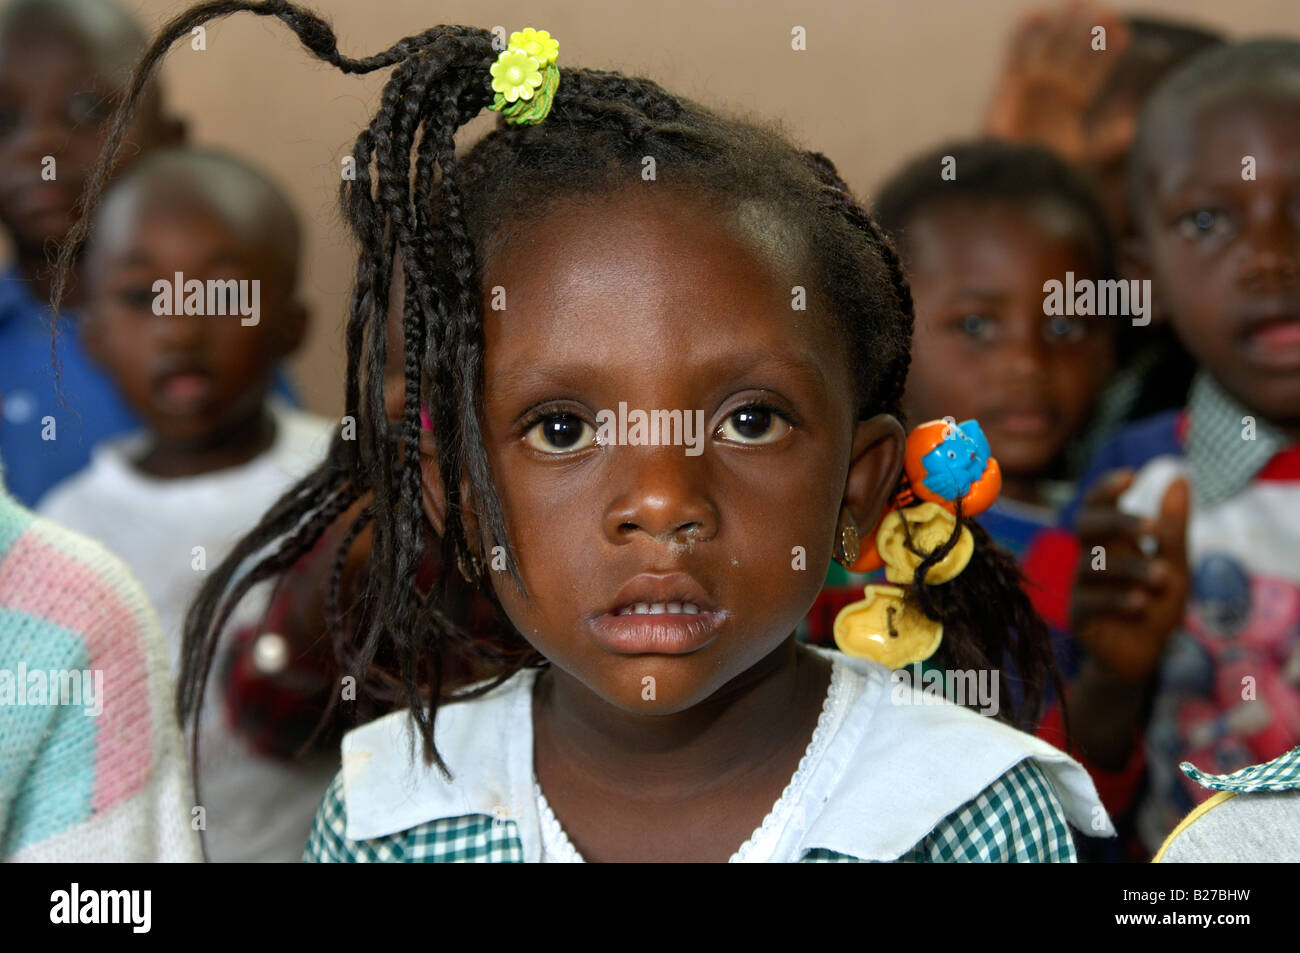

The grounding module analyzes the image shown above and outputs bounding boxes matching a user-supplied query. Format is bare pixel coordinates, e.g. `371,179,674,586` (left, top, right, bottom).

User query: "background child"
805,140,1116,656
62,5,1115,863
0,452,199,862
1068,39,1300,856
39,146,336,861
0,0,304,509
984,3,1226,473
0,0,183,507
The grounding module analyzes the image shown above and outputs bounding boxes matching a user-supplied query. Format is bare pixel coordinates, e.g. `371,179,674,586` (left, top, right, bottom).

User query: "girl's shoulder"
317,668,539,853
797,648,1113,861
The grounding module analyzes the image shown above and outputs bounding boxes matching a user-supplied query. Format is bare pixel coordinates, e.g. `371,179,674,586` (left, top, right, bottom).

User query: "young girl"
57,1,1112,862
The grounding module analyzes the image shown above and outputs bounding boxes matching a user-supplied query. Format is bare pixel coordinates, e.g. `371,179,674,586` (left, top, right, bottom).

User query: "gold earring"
833,508,860,569
456,546,483,582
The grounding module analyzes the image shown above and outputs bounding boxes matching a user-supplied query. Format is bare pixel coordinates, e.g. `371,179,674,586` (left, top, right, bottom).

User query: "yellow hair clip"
488,28,560,125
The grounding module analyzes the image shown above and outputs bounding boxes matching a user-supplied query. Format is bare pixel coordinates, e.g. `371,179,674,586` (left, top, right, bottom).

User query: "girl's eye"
523,412,595,454
1176,208,1232,241
956,313,999,343
716,405,791,445
1044,314,1087,343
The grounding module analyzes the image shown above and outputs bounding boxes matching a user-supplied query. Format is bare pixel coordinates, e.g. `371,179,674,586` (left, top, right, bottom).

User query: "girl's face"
448,186,901,714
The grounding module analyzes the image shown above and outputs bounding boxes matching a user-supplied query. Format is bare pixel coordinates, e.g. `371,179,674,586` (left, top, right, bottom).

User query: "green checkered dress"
304,755,1077,863
303,650,1107,863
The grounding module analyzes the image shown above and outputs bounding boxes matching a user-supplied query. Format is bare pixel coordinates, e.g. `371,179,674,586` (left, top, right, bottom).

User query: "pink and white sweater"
0,475,200,861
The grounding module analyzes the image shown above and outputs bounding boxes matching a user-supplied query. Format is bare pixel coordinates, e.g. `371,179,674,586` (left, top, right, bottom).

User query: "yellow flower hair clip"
488,28,560,125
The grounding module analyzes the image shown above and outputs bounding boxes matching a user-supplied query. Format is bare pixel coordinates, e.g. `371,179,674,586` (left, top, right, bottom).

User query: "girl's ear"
417,433,448,537
843,414,905,534
416,432,482,549
458,471,482,558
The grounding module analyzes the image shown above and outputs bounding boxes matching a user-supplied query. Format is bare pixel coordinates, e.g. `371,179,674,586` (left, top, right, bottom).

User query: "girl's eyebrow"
491,351,829,399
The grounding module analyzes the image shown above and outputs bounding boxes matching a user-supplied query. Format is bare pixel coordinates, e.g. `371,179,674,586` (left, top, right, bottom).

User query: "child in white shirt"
41,147,336,862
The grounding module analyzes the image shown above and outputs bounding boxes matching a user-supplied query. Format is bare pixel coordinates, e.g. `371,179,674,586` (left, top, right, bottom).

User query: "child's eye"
716,405,791,445
1043,314,1088,343
523,412,596,454
955,313,999,343
1176,208,1233,241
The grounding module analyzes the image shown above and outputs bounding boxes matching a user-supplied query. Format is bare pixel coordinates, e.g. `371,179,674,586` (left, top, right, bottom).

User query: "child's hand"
1070,469,1190,683
984,1,1132,165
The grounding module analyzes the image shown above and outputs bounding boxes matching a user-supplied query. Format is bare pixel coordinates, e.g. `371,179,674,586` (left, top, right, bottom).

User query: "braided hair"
52,1,1063,774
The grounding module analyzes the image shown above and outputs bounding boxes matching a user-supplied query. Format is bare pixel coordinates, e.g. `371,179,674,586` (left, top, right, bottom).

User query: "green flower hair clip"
488,28,560,125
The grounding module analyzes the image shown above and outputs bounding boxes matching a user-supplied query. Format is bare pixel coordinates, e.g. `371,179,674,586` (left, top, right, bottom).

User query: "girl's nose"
602,449,719,547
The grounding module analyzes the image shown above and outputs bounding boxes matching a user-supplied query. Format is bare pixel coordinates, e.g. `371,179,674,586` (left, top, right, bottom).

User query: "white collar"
340,650,1113,861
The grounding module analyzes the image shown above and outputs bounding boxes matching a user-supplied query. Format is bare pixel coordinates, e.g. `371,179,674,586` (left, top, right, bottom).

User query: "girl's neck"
533,638,829,802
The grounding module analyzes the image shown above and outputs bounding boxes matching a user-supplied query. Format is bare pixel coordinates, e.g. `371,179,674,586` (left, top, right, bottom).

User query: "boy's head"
875,141,1116,492
82,147,305,449
1128,40,1300,432
1085,17,1224,233
0,0,183,255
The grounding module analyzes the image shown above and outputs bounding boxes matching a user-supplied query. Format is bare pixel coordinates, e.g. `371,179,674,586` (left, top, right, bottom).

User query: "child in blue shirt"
1068,39,1300,855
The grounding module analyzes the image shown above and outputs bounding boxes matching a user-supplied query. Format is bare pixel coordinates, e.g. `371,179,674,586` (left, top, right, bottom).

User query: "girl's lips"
587,609,728,655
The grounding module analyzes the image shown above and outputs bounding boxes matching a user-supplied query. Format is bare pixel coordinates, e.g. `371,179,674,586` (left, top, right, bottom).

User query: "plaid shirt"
303,651,1111,863
1182,373,1292,506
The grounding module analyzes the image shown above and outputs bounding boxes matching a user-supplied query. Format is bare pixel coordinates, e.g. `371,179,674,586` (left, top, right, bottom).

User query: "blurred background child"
984,2,1225,469
0,0,183,507
805,140,1115,670
1068,38,1300,856
0,0,302,509
38,146,336,861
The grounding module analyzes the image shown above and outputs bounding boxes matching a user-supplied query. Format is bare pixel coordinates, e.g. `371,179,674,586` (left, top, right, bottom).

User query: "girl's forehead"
474,187,848,394
482,186,809,292
482,195,804,332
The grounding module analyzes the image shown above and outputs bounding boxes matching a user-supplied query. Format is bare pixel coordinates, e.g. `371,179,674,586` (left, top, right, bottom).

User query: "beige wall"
124,0,1298,417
